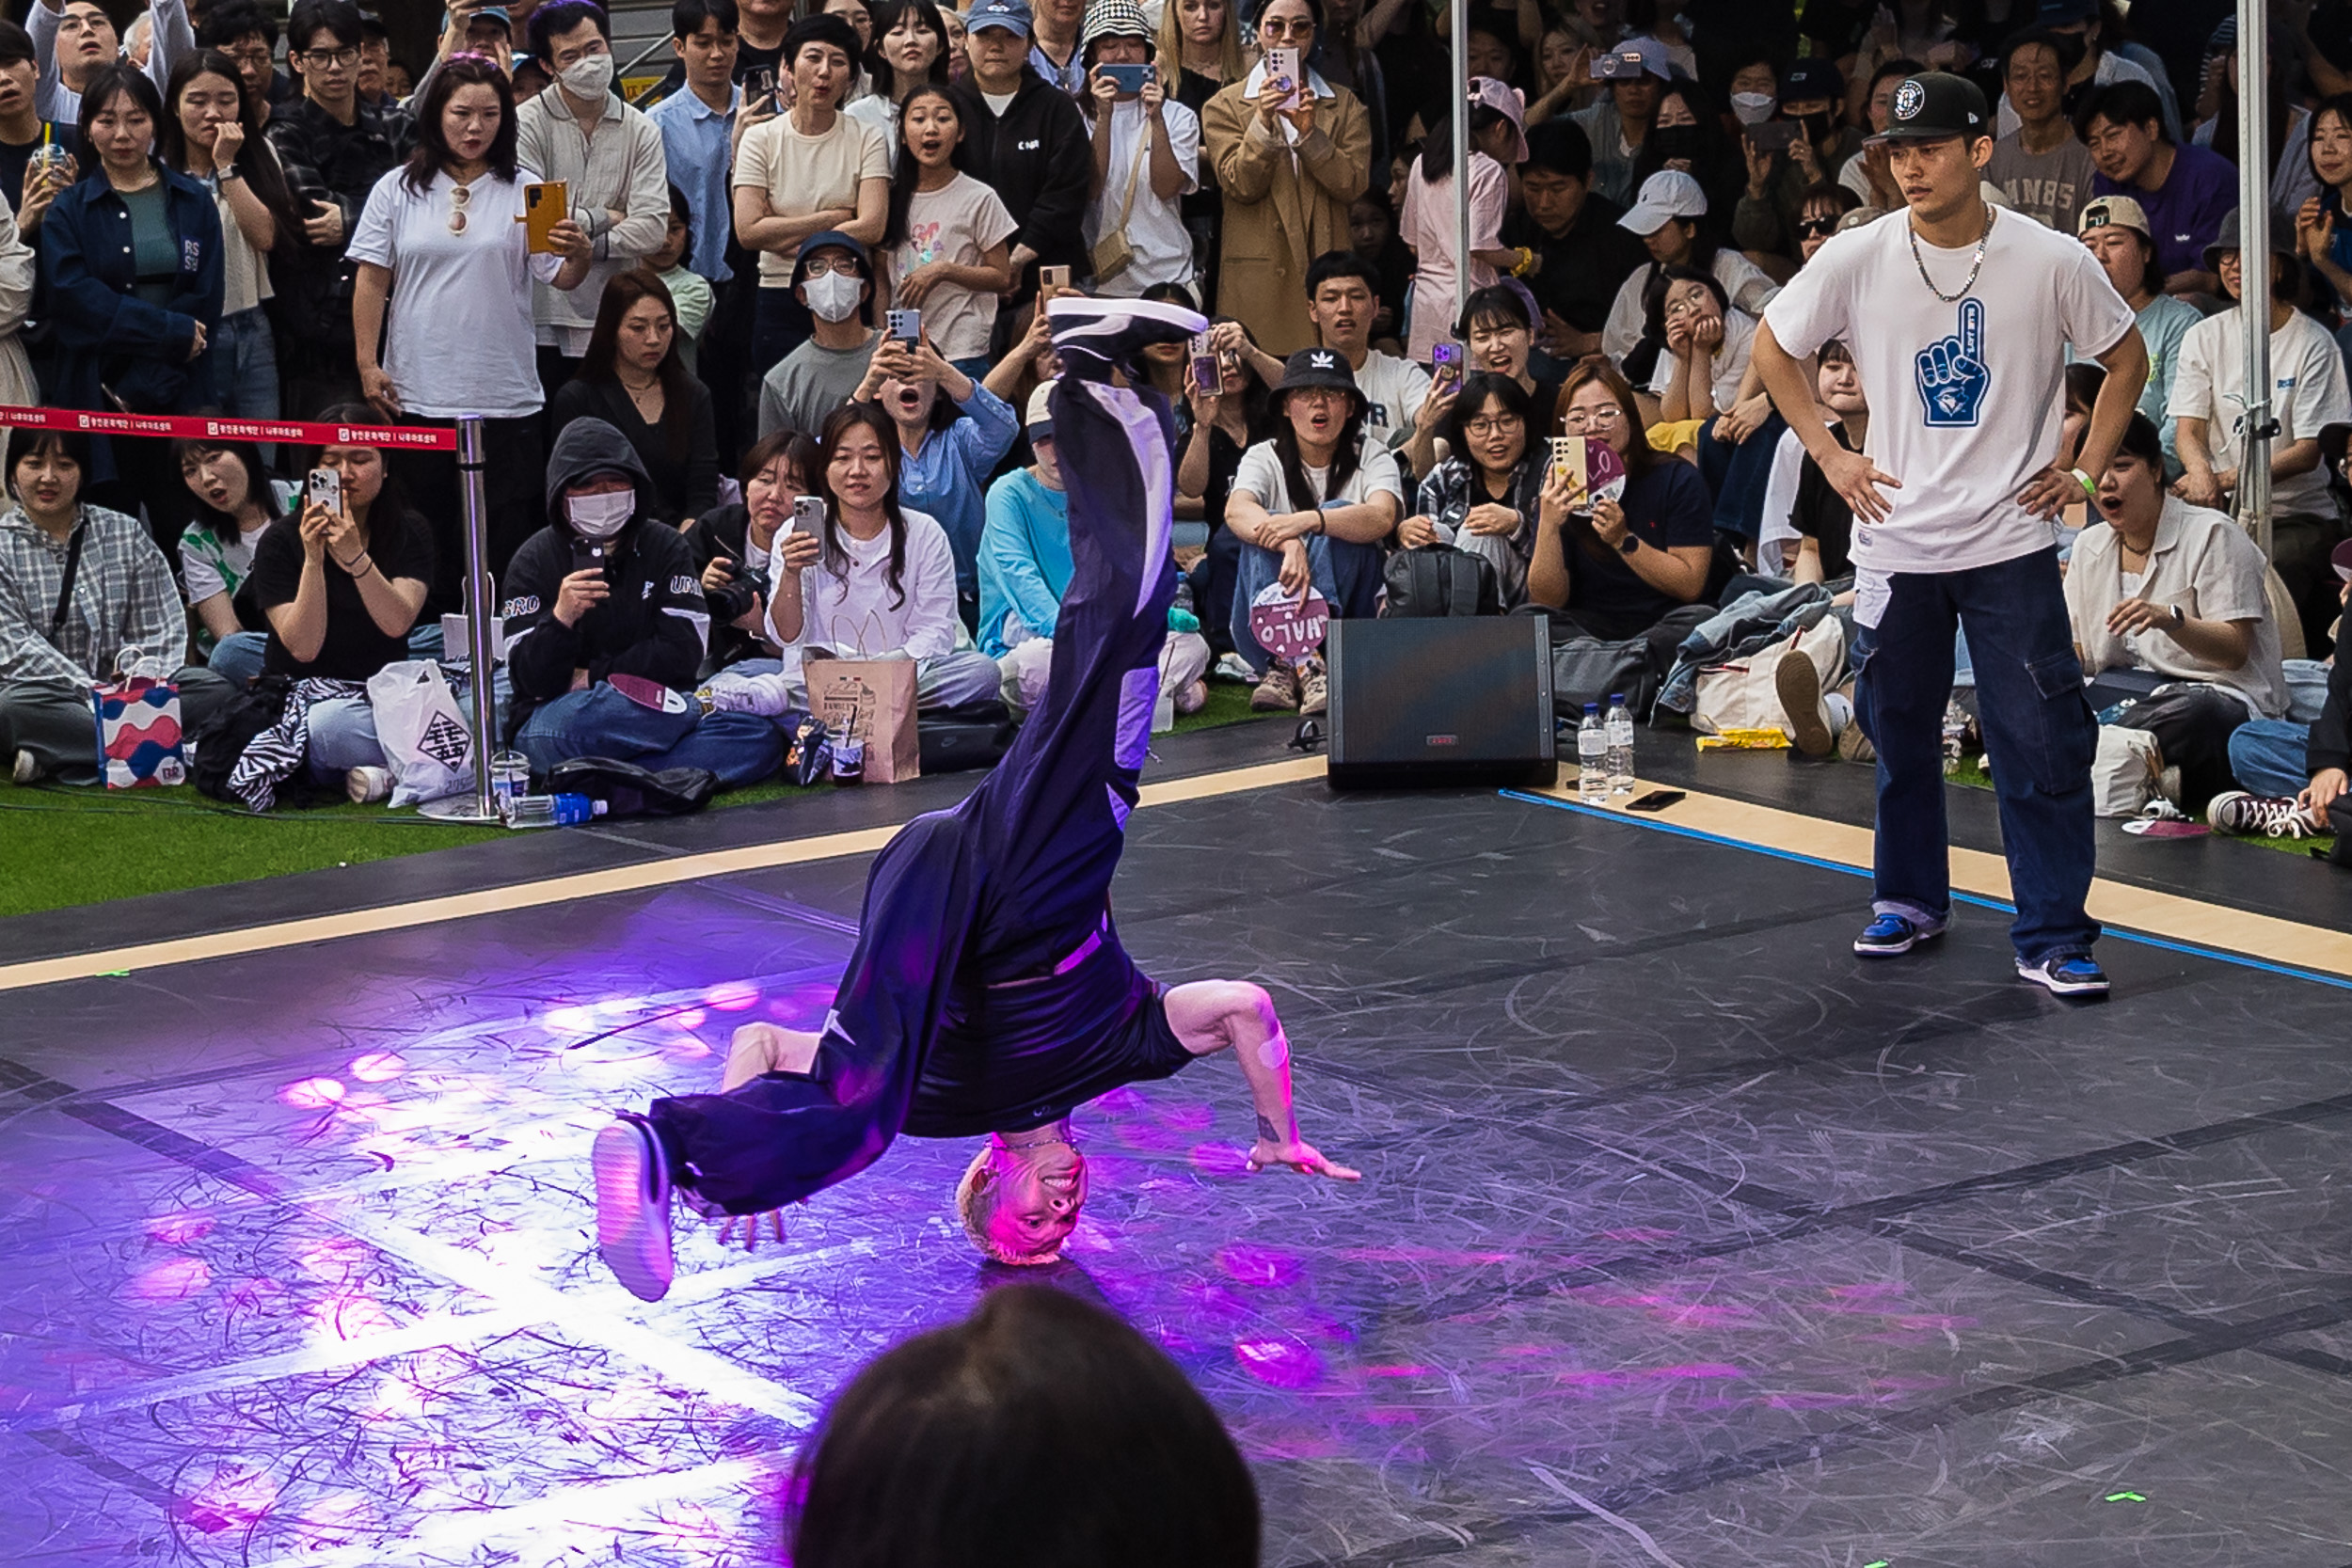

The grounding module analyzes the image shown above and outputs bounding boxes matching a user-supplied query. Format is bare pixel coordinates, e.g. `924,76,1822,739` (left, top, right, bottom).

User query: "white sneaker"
9,750,39,785
2206,790,2324,838
1213,652,1256,683
1174,677,1209,716
593,1116,675,1302
345,766,392,804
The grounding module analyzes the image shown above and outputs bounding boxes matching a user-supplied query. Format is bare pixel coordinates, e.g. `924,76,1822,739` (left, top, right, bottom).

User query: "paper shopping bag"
92,676,186,787
807,659,920,783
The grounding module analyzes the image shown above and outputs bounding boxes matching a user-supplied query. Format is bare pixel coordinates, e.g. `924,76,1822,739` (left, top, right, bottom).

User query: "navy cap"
790,230,872,286
1869,71,1992,144
967,0,1034,37
1782,57,1843,103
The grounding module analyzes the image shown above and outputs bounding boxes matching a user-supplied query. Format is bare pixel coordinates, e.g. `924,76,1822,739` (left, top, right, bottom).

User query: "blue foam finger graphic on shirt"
1915,297,1989,427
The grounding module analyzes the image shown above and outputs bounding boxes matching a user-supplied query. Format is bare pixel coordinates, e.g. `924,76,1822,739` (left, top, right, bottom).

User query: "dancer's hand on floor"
715,1209,787,1249
1247,1137,1361,1180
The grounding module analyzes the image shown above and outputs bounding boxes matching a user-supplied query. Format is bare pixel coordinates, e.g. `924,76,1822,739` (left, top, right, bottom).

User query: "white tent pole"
2234,0,2273,560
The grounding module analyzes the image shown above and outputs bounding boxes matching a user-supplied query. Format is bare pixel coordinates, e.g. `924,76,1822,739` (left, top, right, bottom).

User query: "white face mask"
560,51,615,100
1730,91,1776,124
567,489,634,537
803,270,865,323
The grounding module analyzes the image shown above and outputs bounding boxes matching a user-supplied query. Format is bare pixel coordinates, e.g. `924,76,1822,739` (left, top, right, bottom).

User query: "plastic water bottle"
503,792,606,828
1578,703,1608,802
1605,692,1636,795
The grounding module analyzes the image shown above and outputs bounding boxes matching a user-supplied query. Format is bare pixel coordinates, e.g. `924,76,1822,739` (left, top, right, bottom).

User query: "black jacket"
548,376,720,525
264,97,405,348
946,70,1093,283
499,418,711,738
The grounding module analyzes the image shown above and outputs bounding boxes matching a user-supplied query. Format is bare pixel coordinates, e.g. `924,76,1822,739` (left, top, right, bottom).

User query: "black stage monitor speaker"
1325,616,1558,789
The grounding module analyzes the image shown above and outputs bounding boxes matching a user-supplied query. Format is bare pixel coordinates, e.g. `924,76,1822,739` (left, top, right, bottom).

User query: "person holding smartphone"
683,427,824,673
499,416,785,789
348,53,592,615
1078,0,1198,300
240,412,438,801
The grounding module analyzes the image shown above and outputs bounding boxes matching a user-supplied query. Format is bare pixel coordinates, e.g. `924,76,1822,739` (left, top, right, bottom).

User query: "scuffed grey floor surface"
5,782,2350,1567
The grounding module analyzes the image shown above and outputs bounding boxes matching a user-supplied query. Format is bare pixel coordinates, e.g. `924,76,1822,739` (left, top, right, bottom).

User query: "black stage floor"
6,751,2352,1566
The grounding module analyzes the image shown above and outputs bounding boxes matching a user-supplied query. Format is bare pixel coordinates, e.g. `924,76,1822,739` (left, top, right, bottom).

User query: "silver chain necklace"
1908,201,1994,303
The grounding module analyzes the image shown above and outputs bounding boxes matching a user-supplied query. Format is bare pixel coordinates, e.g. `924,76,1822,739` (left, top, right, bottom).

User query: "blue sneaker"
2018,954,2110,997
1853,911,1944,957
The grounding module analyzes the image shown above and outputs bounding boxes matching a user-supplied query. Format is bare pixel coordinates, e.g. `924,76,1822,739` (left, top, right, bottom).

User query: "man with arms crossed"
1752,72,2148,997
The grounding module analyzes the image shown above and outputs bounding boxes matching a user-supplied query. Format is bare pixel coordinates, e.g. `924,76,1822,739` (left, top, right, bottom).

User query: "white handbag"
367,660,476,807
1692,614,1844,736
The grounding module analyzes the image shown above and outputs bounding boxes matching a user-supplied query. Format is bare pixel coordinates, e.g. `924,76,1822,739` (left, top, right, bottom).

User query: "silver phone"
307,467,341,514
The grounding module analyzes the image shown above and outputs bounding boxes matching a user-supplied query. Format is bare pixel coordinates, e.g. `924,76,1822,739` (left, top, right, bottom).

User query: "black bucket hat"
1274,346,1365,414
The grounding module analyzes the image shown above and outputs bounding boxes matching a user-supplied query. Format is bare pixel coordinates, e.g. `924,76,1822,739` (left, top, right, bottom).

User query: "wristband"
2069,467,2098,501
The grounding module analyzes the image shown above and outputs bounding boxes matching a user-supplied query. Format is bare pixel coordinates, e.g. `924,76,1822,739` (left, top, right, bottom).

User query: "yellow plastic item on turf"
1696,728,1790,751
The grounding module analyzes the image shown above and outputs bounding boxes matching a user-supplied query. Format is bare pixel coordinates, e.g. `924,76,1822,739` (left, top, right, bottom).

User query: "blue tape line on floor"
1501,787,2352,994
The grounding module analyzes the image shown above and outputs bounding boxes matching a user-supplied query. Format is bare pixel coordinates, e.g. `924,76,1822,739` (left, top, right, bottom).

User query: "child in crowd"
882,83,1016,382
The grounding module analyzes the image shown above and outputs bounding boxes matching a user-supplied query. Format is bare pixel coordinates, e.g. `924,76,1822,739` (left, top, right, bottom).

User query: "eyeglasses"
298,46,360,71
219,44,273,65
1797,215,1840,239
448,180,470,234
1561,405,1624,430
802,256,863,277
1462,415,1523,436
1256,16,1314,38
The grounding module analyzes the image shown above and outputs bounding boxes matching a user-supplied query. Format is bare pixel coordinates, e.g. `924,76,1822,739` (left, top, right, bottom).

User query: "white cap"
1618,170,1708,236
1026,379,1057,439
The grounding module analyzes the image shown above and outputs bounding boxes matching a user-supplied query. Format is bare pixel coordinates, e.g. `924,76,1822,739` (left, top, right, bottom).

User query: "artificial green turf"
0,679,1275,919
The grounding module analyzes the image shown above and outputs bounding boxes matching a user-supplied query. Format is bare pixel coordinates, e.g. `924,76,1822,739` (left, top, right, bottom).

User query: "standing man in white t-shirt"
1753,72,2149,998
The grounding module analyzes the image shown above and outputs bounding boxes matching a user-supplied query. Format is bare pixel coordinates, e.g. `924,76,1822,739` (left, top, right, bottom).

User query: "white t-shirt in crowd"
1232,437,1406,516
734,110,893,286
1761,207,2136,575
1351,349,1432,451
2064,496,2286,719
1756,425,1807,572
1602,250,1778,362
888,172,1020,361
2167,305,2352,519
846,93,900,168
1085,97,1200,297
768,505,961,680
1645,307,1756,412
346,166,564,420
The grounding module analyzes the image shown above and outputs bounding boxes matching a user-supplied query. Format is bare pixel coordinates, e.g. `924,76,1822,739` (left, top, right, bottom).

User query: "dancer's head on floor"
956,1121,1088,1264
788,1284,1261,1568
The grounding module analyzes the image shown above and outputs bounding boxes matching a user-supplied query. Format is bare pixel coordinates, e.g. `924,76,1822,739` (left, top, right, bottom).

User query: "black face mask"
1650,125,1702,161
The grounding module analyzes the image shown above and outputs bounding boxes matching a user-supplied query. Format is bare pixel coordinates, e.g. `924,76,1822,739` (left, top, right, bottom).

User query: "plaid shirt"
0,505,185,686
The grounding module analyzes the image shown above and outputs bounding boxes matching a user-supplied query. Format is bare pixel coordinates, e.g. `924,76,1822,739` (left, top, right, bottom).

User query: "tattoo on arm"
1257,1114,1281,1145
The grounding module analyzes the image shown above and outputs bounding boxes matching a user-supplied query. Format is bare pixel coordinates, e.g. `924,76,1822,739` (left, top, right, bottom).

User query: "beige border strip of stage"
1531,779,2352,979
8,754,2344,990
0,756,1330,994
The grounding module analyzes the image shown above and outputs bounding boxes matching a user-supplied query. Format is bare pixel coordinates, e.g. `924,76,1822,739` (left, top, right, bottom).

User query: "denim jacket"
40,161,223,415
1656,580,1833,715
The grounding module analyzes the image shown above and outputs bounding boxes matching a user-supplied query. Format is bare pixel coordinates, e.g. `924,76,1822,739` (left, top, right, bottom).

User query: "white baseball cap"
1618,170,1708,236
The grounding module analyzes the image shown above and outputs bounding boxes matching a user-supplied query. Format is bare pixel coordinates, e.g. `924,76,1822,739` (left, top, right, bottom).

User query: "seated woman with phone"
1525,359,1714,659
499,418,785,791
242,414,439,802
685,429,827,677
549,269,720,527
696,402,1004,720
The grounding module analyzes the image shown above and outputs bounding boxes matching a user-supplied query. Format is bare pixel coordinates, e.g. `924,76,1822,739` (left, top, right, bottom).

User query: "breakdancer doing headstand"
592,296,1359,1302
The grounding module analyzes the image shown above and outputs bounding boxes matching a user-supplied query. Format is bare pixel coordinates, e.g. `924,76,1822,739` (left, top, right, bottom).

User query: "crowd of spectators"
0,0,2344,850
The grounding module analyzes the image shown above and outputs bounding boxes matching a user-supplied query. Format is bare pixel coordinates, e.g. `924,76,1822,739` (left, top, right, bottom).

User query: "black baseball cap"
1274,347,1366,413
1868,71,1992,145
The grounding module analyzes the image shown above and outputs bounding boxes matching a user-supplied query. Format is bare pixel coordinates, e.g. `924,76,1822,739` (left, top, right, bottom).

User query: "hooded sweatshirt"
500,418,711,737
946,68,1094,280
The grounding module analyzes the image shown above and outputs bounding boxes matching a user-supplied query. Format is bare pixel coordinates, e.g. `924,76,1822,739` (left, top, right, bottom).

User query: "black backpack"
1382,545,1499,618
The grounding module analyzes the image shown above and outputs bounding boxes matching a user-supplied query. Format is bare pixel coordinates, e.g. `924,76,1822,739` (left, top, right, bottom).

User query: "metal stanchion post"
421,416,504,823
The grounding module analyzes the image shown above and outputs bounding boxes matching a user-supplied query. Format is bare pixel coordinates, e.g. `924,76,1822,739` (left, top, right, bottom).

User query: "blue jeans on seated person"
1230,534,1384,673
304,669,512,784
1697,410,1788,540
1851,546,2098,965
208,629,268,688
516,681,784,790
2227,720,2311,799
